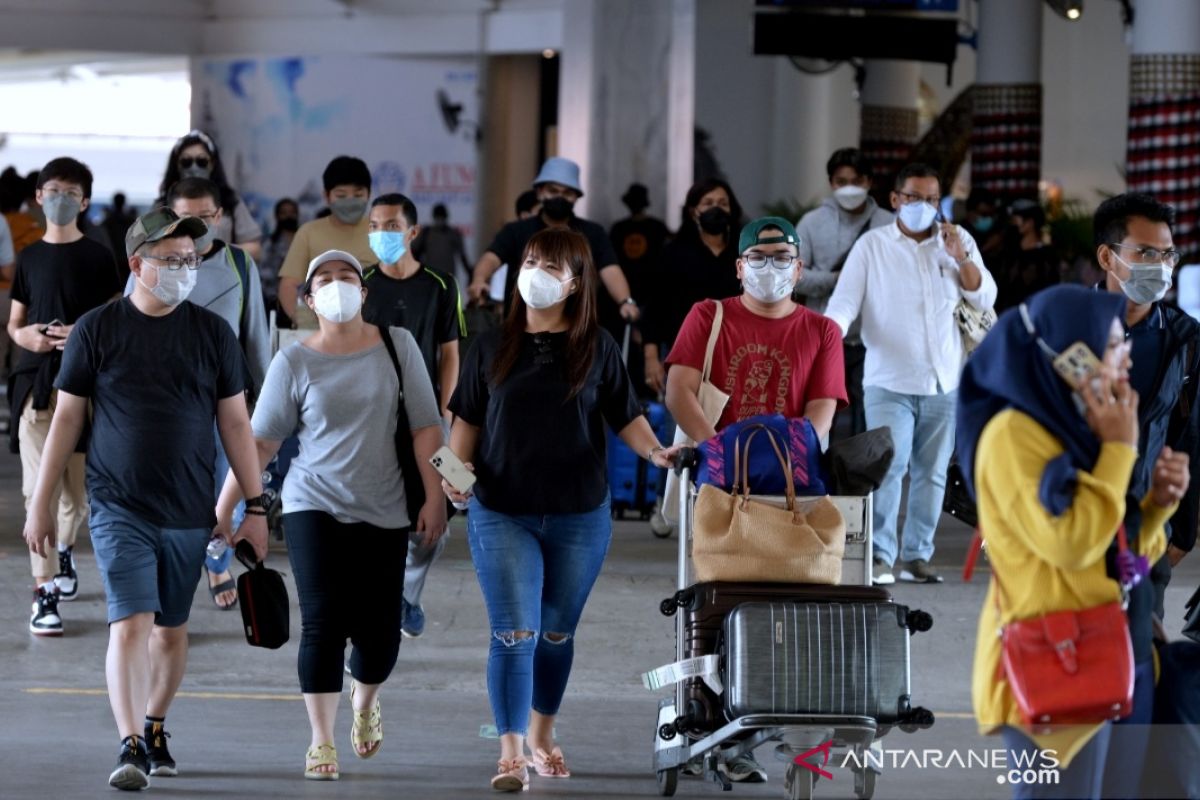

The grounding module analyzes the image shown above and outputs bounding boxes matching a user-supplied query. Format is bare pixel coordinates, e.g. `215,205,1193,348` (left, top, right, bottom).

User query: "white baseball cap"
305,249,364,284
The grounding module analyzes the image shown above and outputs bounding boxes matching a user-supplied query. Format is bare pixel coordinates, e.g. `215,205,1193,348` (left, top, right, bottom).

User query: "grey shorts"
89,499,210,627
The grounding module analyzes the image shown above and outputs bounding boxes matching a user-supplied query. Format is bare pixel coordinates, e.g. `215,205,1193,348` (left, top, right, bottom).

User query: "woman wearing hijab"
957,284,1189,798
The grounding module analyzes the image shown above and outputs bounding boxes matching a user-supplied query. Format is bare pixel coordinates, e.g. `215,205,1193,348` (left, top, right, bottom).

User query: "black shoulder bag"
378,326,455,524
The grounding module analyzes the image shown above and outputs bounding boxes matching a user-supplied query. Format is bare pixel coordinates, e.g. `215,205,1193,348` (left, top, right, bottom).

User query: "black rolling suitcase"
659,581,931,736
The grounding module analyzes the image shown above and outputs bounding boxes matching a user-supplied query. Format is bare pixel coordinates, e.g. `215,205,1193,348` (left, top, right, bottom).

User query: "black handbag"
235,540,289,649
825,426,895,496
942,459,978,528
1184,584,1200,645
378,326,455,523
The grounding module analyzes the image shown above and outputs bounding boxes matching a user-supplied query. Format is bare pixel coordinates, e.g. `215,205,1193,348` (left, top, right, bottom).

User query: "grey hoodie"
125,241,271,394
794,195,894,315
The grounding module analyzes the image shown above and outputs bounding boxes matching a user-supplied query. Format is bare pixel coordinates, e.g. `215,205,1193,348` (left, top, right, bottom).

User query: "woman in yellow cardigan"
956,285,1189,799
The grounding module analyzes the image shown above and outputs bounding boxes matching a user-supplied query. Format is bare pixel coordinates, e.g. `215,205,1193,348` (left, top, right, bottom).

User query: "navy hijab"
955,284,1127,515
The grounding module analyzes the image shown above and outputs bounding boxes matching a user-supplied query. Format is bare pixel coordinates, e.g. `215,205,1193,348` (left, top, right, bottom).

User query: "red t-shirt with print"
666,297,847,431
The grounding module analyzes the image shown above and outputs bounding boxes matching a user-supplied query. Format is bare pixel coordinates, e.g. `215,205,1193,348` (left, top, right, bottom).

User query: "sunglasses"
179,156,211,170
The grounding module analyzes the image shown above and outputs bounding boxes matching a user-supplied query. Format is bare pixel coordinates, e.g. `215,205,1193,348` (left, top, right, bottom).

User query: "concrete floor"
2,448,1198,799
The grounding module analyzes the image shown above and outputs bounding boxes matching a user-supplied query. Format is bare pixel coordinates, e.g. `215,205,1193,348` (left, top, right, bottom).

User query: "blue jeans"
207,422,245,575
864,385,957,565
466,495,613,736
1002,724,1112,799
1101,659,1155,799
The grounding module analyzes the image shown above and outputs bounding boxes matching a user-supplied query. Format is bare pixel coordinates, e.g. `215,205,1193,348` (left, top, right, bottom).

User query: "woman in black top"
445,229,678,792
642,178,744,394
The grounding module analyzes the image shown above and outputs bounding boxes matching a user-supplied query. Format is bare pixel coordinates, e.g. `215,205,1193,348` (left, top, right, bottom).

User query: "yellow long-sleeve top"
972,409,1175,767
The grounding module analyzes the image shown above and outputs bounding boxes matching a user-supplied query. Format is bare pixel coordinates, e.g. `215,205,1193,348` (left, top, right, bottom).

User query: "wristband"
244,493,267,511
243,508,268,517
647,445,665,461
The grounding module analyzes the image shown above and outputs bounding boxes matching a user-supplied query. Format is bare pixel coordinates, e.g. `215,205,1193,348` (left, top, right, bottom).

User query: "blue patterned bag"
696,414,828,496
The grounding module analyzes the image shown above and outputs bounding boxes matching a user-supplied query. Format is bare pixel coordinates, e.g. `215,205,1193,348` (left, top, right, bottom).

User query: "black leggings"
284,510,408,693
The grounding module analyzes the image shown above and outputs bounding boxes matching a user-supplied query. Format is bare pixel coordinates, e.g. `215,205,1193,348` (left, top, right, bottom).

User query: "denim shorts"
89,499,210,627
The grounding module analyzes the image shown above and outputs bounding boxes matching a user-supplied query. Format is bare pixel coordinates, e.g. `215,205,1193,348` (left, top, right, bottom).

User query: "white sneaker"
872,557,895,586
720,753,767,783
30,587,63,636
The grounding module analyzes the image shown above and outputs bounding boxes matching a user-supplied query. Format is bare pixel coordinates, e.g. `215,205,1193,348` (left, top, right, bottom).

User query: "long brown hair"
490,228,599,399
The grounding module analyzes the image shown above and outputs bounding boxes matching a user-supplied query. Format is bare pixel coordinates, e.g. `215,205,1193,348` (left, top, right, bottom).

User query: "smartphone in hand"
430,446,476,493
1051,341,1103,393
39,318,63,335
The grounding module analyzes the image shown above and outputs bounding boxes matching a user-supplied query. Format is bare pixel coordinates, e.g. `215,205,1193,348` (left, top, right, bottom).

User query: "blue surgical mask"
368,231,407,265
973,216,995,233
898,201,938,233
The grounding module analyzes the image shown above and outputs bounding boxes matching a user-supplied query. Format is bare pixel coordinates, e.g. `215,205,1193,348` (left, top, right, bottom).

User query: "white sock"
57,543,70,554
39,581,57,593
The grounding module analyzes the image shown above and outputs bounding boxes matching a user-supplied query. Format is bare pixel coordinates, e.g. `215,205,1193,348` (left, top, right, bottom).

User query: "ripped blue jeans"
467,495,612,735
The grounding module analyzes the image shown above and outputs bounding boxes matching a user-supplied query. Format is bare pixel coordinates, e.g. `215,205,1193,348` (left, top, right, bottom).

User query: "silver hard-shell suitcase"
723,601,914,724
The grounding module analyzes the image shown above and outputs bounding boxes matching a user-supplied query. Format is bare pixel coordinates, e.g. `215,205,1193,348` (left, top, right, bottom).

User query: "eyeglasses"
41,187,84,201
140,253,201,270
179,156,211,170
1107,242,1181,268
192,211,219,222
896,190,940,206
743,253,798,270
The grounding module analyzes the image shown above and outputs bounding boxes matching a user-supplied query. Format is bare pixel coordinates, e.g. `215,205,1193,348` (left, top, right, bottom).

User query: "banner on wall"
191,54,479,257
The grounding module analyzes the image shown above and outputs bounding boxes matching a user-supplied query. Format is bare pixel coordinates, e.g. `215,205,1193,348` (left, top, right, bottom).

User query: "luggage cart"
650,449,933,800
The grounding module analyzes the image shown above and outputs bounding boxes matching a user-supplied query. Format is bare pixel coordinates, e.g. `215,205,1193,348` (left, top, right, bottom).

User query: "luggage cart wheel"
853,766,877,799
657,766,678,796
784,763,817,800
658,722,677,741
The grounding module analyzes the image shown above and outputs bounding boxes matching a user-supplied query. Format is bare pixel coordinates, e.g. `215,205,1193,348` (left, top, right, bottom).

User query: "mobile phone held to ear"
1051,342,1103,392
430,446,476,494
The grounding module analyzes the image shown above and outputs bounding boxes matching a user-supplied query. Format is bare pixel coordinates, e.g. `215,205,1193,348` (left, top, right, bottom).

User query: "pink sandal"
530,747,571,778
490,757,529,792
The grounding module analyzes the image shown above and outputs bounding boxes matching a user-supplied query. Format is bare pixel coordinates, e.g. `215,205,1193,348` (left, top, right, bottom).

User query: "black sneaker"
29,586,63,636
145,723,177,777
54,547,78,601
109,735,149,791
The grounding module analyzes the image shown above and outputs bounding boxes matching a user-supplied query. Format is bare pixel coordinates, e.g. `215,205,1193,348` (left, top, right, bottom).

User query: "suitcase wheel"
905,609,934,633
656,766,678,797
659,598,677,617
657,722,677,742
853,765,877,799
785,762,818,800
899,706,936,732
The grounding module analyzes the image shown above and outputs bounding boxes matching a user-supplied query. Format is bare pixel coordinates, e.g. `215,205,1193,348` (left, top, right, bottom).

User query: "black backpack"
235,540,290,649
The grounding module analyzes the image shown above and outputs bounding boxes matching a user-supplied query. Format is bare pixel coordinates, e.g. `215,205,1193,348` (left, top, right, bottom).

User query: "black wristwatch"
244,494,267,511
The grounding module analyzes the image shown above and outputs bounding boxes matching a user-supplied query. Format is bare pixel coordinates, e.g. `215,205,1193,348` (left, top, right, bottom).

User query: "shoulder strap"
378,325,413,434
701,299,724,383
830,215,876,273
224,245,250,337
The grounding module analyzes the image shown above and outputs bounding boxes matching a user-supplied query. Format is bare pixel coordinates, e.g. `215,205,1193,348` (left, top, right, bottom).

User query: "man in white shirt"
825,163,997,585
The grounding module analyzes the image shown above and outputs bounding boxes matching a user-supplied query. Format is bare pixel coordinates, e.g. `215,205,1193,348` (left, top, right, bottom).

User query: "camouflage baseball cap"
124,207,208,258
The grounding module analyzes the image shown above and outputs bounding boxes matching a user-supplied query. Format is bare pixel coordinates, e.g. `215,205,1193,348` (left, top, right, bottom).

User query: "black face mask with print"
698,207,731,235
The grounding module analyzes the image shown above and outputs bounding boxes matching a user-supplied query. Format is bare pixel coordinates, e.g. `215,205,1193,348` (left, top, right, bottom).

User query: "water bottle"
206,536,228,560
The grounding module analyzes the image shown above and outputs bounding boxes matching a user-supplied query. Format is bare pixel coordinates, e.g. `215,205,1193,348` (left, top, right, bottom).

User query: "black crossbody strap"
378,325,412,434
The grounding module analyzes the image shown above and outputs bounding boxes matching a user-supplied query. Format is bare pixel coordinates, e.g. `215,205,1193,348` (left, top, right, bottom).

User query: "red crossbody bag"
964,526,1135,733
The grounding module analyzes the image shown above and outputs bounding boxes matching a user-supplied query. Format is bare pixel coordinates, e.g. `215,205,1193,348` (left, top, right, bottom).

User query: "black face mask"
697,207,731,235
277,218,299,233
541,196,574,222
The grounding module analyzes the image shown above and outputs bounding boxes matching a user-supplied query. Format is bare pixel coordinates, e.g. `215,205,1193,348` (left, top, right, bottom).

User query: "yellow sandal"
350,681,383,759
304,743,339,781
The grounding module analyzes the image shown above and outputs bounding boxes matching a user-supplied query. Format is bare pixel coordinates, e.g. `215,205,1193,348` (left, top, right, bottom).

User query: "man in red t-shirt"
666,216,846,444
662,215,845,785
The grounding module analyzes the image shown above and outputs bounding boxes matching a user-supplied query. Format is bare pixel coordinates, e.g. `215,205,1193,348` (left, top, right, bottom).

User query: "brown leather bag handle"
733,424,796,512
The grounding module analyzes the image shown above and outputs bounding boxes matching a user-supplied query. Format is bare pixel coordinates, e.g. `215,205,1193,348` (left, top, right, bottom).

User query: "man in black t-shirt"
363,193,463,638
6,157,121,637
467,157,641,340
22,208,269,791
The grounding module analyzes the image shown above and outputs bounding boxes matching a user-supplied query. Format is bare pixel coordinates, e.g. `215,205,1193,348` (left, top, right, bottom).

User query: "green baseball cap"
124,207,208,258
738,216,802,255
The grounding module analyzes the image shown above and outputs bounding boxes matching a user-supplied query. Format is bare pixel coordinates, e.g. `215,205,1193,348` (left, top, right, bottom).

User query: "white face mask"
517,267,573,310
833,185,868,211
312,280,363,322
742,264,795,304
138,264,197,307
898,200,938,233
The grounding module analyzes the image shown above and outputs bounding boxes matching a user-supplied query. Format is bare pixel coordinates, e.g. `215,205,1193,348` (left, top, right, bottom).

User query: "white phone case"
430,446,477,493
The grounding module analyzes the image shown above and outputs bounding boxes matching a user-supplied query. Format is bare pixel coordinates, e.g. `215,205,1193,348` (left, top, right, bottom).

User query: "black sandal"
208,578,238,610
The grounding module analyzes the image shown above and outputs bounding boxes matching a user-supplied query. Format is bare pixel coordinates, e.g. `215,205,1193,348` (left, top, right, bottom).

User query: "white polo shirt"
824,221,997,396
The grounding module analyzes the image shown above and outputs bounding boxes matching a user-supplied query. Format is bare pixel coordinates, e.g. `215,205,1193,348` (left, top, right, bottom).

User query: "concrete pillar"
859,59,920,200
971,0,1043,203
1126,0,1200,259
557,0,695,226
